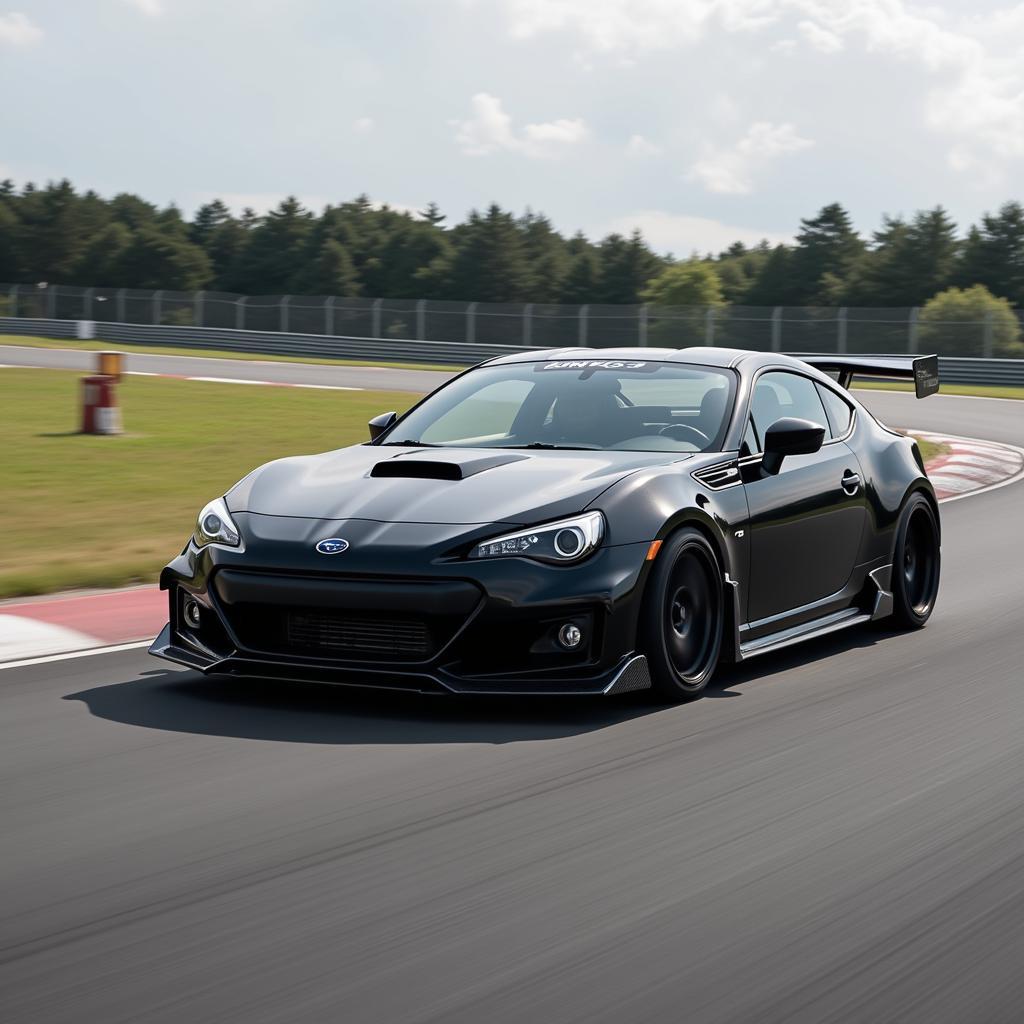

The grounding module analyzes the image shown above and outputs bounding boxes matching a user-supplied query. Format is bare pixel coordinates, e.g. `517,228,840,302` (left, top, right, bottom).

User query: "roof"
486,346,811,372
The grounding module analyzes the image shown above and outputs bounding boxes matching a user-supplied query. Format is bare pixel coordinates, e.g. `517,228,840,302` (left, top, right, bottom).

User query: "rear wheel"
890,493,940,629
639,528,724,702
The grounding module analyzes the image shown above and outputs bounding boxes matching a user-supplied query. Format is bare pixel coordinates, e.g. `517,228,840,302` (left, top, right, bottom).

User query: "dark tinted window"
816,383,853,438
750,371,829,444
387,361,738,452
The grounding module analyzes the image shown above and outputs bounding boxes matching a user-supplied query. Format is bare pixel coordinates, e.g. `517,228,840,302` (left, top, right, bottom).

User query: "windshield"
380,359,737,453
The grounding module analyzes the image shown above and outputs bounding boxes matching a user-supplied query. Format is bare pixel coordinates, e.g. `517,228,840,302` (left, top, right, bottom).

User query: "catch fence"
3,283,1023,360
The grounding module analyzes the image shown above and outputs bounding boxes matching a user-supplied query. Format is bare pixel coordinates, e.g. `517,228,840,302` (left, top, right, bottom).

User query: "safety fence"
3,283,1024,359
3,316,1023,387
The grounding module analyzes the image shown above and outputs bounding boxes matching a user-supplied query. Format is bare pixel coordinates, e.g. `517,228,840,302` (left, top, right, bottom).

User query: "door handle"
841,470,861,495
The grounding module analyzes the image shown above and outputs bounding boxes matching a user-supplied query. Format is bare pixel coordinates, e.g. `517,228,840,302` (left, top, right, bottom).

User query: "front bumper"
149,623,651,695
148,513,655,696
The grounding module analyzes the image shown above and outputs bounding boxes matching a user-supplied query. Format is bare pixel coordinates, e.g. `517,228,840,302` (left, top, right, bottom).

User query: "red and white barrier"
80,374,122,434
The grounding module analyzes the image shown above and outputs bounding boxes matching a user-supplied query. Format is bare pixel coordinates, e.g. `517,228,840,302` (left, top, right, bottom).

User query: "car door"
741,370,867,626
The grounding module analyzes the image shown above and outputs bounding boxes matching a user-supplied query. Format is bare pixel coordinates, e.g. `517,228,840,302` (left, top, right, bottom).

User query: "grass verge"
0,334,465,374
0,368,416,598
913,437,949,463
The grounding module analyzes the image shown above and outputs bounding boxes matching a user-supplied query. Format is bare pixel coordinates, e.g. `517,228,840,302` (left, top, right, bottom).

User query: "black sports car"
150,347,942,702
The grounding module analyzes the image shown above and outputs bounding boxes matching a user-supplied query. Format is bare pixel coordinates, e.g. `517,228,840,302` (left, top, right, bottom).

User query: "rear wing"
789,353,940,399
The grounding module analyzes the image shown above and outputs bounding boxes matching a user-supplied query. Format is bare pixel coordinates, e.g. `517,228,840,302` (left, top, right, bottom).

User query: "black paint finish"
150,347,938,694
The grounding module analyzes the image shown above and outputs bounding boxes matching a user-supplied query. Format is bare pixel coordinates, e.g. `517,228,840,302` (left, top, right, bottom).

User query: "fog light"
558,623,583,649
183,598,201,629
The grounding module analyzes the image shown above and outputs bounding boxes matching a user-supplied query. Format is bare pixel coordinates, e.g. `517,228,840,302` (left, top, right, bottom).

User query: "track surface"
2,382,1023,1022
0,343,450,392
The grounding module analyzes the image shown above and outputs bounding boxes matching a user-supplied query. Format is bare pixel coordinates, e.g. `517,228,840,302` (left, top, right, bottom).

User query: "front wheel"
639,528,724,703
890,492,940,629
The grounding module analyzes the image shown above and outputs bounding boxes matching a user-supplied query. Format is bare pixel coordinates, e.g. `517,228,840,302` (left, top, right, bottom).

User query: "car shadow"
64,670,667,745
711,622,897,693
64,625,895,744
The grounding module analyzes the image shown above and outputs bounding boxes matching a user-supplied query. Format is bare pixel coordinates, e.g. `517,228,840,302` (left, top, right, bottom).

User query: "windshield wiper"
503,442,601,451
378,439,443,447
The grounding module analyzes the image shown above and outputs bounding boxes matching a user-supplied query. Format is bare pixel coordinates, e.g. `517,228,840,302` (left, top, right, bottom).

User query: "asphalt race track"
0,343,449,393
1,373,1023,1022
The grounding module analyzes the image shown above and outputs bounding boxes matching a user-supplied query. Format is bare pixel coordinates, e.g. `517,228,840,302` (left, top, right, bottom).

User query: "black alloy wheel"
640,527,724,702
891,493,940,629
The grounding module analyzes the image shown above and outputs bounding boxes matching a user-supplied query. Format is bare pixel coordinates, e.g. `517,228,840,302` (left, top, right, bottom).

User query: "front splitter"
149,623,651,696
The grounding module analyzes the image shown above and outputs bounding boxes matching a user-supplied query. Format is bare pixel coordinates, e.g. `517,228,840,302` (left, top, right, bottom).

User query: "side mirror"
762,417,826,474
368,411,397,442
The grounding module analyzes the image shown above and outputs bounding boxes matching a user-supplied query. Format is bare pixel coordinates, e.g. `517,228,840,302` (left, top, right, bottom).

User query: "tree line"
2,180,1024,312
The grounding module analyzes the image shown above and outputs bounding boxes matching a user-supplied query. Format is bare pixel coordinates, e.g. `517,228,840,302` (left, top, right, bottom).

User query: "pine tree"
293,238,361,296
190,200,232,249
418,202,446,227
560,248,600,303
519,210,569,302
741,245,796,305
789,203,864,305
445,204,532,301
956,202,1024,306
234,196,313,293
597,230,662,304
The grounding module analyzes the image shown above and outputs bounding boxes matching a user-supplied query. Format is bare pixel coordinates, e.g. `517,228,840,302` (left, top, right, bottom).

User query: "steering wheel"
658,423,711,448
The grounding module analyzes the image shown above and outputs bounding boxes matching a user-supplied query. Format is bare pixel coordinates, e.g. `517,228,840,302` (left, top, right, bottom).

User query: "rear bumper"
149,623,651,696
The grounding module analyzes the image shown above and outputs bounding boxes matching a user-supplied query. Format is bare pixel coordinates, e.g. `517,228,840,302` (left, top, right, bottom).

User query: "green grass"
853,381,1024,400
0,369,417,598
913,437,949,463
0,334,465,373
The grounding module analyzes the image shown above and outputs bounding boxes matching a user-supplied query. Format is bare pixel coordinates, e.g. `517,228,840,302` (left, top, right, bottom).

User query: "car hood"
227,444,690,525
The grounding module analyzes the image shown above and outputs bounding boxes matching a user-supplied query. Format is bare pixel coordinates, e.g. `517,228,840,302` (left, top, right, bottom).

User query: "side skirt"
736,564,893,662
738,608,871,661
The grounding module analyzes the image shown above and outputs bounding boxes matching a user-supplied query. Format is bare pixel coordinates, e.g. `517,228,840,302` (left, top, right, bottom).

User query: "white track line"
0,639,153,671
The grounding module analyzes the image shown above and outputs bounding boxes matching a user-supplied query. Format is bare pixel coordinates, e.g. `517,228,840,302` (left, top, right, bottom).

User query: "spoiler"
789,354,940,399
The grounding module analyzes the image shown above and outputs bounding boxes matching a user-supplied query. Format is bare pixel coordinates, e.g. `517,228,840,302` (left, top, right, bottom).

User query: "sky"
3,0,1024,255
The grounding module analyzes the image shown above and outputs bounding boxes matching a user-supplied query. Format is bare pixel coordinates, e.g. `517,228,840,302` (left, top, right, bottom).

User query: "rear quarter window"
815,383,854,438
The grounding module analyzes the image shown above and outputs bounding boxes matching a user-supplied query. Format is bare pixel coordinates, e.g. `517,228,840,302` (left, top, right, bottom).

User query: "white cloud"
353,117,374,134
123,0,163,14
0,11,42,46
626,134,662,158
487,0,1024,176
688,121,813,194
452,92,588,158
595,209,791,256
796,19,843,54
498,0,777,53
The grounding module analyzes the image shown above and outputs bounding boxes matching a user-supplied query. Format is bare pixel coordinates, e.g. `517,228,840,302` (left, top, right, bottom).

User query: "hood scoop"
370,450,528,481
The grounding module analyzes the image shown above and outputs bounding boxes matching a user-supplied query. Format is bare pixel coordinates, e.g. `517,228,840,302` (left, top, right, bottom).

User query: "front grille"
211,571,482,664
286,611,431,657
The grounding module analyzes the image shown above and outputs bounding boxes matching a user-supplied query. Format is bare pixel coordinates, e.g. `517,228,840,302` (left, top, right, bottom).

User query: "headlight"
471,511,604,563
193,497,241,549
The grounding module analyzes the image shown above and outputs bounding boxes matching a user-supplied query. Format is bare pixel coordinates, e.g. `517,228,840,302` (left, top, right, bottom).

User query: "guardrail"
2,316,1023,387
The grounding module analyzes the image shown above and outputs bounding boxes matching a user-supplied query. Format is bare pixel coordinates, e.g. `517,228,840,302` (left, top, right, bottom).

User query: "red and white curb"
0,587,166,668
910,431,1024,502
2,431,1022,668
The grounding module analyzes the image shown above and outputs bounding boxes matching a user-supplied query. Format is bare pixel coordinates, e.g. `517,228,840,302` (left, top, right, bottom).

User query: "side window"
816,383,853,438
751,372,830,441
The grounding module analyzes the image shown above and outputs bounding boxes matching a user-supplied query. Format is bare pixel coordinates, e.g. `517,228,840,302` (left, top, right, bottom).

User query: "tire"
639,527,724,702
890,492,940,629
